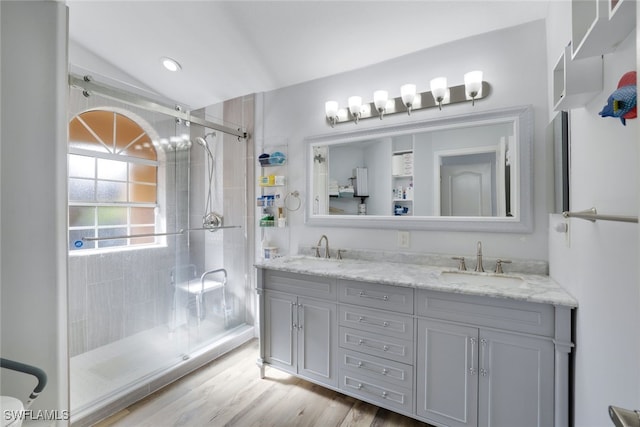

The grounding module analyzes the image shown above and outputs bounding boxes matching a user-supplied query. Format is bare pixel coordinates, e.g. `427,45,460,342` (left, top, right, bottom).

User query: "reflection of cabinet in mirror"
391,136,414,216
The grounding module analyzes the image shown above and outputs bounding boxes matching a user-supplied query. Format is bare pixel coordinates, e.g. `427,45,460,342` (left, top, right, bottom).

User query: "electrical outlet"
397,231,410,248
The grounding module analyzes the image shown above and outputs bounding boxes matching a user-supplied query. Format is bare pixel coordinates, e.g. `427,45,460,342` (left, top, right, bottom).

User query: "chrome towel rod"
562,207,638,223
81,225,241,242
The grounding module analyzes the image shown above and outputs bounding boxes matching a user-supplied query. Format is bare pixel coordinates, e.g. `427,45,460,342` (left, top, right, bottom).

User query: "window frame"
68,110,161,253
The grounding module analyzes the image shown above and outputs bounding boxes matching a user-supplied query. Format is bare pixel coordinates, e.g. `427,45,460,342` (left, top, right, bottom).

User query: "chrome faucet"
315,235,330,258
474,241,484,272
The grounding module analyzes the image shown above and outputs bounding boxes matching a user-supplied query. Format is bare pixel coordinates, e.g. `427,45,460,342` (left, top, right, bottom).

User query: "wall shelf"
553,43,603,111
571,0,636,60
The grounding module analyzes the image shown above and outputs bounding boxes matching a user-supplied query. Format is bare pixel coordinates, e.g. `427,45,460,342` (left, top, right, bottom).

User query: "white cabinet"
552,43,602,111
571,0,636,60
259,270,337,387
417,319,554,427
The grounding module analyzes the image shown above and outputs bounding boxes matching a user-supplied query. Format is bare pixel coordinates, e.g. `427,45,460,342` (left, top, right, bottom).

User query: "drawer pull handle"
358,339,364,345
358,361,363,367
357,316,391,328
382,391,388,398
358,291,389,301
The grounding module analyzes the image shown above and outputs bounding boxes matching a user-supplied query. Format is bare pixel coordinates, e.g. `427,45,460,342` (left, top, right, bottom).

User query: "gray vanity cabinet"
260,270,338,387
416,291,556,427
337,279,415,415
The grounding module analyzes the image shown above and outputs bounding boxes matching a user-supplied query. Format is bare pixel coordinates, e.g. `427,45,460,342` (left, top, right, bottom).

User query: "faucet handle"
337,249,347,260
494,259,512,274
452,256,467,271
312,246,321,258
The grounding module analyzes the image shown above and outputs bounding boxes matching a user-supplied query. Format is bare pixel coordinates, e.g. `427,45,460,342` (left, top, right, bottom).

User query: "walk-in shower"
66,78,253,425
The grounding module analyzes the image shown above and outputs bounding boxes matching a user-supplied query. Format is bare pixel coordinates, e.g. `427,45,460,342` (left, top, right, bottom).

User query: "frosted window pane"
129,183,156,203
130,164,156,183
69,206,95,227
69,155,95,178
97,227,127,248
97,207,127,226
97,158,127,181
131,207,154,225
69,229,95,251
130,226,155,244
69,178,95,202
97,181,126,202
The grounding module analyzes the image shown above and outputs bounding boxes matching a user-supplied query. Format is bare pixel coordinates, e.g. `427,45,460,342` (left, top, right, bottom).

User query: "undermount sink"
440,271,526,287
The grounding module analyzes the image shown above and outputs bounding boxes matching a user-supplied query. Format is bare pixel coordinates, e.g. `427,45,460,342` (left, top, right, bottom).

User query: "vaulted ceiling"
67,1,552,109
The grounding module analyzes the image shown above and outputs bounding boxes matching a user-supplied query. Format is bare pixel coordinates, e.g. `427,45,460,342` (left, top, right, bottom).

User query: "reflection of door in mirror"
440,154,494,216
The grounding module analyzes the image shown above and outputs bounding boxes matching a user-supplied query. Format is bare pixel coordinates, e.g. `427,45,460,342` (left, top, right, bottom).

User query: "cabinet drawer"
339,326,413,364
338,348,413,390
416,289,555,337
338,305,414,340
340,368,413,414
263,269,336,300
338,280,414,314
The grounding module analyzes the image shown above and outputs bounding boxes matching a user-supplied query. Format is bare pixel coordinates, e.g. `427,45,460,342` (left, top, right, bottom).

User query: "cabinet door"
264,291,297,373
417,319,478,427
478,330,554,427
298,297,337,386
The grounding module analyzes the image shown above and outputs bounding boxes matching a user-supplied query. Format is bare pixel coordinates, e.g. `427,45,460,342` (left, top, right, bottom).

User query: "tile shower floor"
70,317,227,412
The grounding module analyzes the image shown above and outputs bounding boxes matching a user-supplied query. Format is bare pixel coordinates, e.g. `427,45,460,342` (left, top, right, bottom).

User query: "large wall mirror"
305,105,533,232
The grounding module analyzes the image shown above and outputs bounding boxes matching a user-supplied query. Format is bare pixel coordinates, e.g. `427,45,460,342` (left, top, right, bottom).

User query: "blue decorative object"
599,71,637,126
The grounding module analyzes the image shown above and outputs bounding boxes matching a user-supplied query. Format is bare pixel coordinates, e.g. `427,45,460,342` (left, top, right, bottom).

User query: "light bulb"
430,77,447,110
400,84,417,115
325,100,339,127
373,90,389,119
348,96,363,124
464,70,483,105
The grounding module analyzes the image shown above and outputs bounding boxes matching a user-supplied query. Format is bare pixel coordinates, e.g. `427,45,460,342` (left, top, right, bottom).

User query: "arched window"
68,110,159,250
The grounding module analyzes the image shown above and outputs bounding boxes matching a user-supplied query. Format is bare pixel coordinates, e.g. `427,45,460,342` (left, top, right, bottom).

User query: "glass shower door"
68,82,251,422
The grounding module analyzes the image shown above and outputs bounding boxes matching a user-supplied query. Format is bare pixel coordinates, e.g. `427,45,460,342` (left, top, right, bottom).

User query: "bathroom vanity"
255,255,576,427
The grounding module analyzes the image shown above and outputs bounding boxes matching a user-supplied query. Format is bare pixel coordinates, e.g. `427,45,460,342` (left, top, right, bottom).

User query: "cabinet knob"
382,391,388,398
383,345,389,351
382,368,388,375
358,339,364,345
357,383,363,390
358,316,364,322
383,321,389,327
357,361,363,368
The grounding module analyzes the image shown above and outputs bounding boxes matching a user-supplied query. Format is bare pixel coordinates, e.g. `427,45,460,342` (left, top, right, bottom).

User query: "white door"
441,162,493,216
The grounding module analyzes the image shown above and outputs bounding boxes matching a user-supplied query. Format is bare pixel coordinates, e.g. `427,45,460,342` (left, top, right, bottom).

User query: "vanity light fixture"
400,84,417,115
348,96,363,124
325,101,339,127
464,70,483,105
324,71,489,125
161,56,182,72
430,77,448,110
373,90,389,119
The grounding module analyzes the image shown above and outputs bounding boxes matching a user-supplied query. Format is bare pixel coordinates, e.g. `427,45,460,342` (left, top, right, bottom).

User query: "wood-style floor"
95,339,432,427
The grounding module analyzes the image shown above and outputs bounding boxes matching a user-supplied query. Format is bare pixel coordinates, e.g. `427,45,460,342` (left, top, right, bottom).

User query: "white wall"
0,1,69,423
547,2,639,426
259,20,550,263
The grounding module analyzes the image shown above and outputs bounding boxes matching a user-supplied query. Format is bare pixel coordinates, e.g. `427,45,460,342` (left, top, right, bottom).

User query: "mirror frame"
305,105,534,233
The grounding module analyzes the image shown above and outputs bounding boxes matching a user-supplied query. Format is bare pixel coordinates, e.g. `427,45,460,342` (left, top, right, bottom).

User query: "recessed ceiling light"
161,57,181,72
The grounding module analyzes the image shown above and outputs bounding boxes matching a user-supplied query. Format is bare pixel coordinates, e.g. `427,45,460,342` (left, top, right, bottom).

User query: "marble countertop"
256,255,578,308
